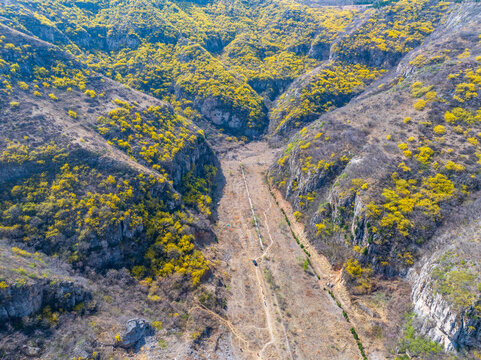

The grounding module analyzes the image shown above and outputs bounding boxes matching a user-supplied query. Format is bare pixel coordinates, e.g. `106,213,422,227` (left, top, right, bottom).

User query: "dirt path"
270,187,350,308
214,141,361,359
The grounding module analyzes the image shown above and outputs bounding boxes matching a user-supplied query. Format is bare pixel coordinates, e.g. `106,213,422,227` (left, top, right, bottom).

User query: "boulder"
120,318,154,349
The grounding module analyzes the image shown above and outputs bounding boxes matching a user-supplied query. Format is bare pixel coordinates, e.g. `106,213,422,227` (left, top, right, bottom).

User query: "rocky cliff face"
0,279,90,323
409,256,481,351
0,22,218,271
272,0,481,268
407,196,481,353
410,258,481,353
0,242,92,325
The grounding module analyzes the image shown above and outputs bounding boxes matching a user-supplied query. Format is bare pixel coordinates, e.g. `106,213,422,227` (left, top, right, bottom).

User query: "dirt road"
214,141,361,360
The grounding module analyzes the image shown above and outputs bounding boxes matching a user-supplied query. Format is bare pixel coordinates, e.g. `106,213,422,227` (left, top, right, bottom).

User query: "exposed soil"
213,141,362,359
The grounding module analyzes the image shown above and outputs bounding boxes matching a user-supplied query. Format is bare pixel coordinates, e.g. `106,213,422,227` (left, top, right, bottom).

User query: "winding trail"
192,303,253,352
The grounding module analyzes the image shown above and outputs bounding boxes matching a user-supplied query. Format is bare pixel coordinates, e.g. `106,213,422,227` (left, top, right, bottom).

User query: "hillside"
0,0,382,138
269,0,450,138
0,0,481,359
0,23,223,359
270,1,481,357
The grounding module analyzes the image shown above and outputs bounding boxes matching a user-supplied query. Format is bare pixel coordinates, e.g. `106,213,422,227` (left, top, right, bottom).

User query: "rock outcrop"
409,248,481,351
0,279,90,323
408,198,481,353
118,319,154,349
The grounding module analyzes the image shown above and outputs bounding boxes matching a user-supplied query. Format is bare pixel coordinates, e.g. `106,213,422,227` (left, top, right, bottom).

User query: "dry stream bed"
212,141,367,360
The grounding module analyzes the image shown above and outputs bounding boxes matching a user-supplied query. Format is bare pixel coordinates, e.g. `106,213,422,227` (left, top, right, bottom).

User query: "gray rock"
0,279,90,322
120,318,154,349
22,345,41,357
409,247,481,351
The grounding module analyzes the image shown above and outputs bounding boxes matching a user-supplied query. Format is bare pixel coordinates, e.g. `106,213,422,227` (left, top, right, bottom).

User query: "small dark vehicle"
252,260,258,266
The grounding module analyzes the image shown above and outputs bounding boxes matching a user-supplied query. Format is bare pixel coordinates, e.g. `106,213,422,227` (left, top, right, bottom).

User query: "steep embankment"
0,23,215,273
270,2,481,357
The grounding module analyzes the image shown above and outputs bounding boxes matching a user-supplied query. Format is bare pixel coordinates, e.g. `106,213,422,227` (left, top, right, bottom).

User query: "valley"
0,0,481,358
